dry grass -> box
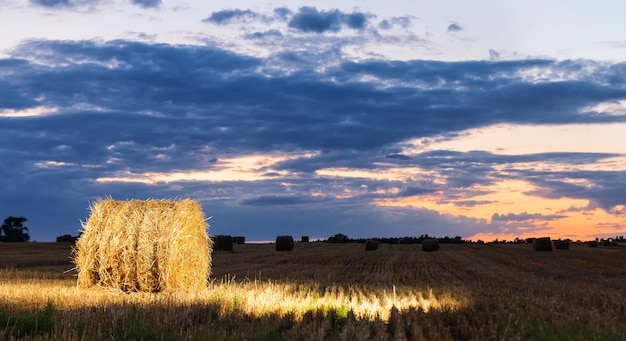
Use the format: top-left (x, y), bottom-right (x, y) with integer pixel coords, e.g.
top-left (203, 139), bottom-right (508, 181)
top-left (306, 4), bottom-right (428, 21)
top-left (73, 198), bottom-right (211, 292)
top-left (0, 242), bottom-right (625, 340)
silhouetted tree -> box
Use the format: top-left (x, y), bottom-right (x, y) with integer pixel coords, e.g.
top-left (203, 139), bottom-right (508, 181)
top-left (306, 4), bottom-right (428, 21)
top-left (1, 216), bottom-right (30, 242)
top-left (327, 233), bottom-right (349, 243)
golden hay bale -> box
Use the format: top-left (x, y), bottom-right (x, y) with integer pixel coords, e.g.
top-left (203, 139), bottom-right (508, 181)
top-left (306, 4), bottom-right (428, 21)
top-left (553, 240), bottom-right (569, 250)
top-left (213, 235), bottom-right (234, 251)
top-left (364, 240), bottom-right (379, 251)
top-left (422, 239), bottom-right (439, 252)
top-left (73, 198), bottom-right (211, 293)
top-left (276, 235), bottom-right (294, 251)
top-left (533, 237), bottom-right (552, 251)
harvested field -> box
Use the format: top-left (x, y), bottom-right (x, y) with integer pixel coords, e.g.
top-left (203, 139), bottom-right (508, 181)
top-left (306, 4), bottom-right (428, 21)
top-left (0, 242), bottom-right (625, 340)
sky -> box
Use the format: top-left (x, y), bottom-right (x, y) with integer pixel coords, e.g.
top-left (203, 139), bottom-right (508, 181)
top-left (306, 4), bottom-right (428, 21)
top-left (1, 0), bottom-right (626, 242)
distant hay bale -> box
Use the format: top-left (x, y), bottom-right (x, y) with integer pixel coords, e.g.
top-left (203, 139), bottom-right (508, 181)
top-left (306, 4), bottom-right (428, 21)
top-left (233, 236), bottom-right (245, 245)
top-left (398, 238), bottom-right (408, 244)
top-left (213, 235), bottom-right (234, 251)
top-left (533, 237), bottom-right (552, 251)
top-left (301, 236), bottom-right (310, 243)
top-left (56, 234), bottom-right (77, 243)
top-left (422, 239), bottom-right (439, 252)
top-left (73, 198), bottom-right (211, 293)
top-left (588, 240), bottom-right (598, 248)
top-left (365, 240), bottom-right (379, 251)
top-left (553, 240), bottom-right (569, 250)
top-left (276, 235), bottom-right (294, 251)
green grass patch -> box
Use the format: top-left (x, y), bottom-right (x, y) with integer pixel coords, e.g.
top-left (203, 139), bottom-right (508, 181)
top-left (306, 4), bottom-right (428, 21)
top-left (0, 301), bottom-right (55, 337)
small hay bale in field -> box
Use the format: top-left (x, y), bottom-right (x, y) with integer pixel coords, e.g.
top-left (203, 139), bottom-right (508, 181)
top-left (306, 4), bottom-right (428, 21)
top-left (422, 239), bottom-right (439, 252)
top-left (365, 240), bottom-right (379, 251)
top-left (398, 238), bottom-right (408, 244)
top-left (56, 234), bottom-right (77, 243)
top-left (533, 237), bottom-right (552, 251)
top-left (73, 198), bottom-right (211, 293)
top-left (276, 235), bottom-right (294, 251)
top-left (301, 236), bottom-right (310, 243)
top-left (588, 240), bottom-right (598, 248)
top-left (213, 235), bottom-right (234, 251)
top-left (553, 240), bottom-right (569, 250)
top-left (233, 236), bottom-right (245, 244)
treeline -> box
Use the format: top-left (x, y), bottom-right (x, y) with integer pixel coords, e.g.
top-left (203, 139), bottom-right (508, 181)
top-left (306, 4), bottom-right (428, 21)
top-left (325, 234), bottom-right (466, 244)
top-left (324, 234), bottom-right (626, 246)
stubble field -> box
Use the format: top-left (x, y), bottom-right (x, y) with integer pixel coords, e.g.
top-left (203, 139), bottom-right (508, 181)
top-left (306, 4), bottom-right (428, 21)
top-left (0, 241), bottom-right (624, 340)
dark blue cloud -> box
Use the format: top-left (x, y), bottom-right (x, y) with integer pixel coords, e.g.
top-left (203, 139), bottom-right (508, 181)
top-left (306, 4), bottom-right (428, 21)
top-left (245, 30), bottom-right (283, 40)
top-left (448, 23), bottom-right (462, 32)
top-left (288, 7), bottom-right (368, 33)
top-left (240, 195), bottom-right (331, 206)
top-left (131, 0), bottom-right (160, 9)
top-left (29, 0), bottom-right (98, 8)
top-left (345, 12), bottom-right (367, 29)
top-left (30, 0), bottom-right (71, 7)
top-left (203, 9), bottom-right (259, 25)
top-left (385, 153), bottom-right (411, 160)
top-left (397, 187), bottom-right (436, 197)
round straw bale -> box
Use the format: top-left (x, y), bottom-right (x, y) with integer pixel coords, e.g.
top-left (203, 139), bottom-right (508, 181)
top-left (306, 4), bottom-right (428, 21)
top-left (533, 237), bottom-right (552, 251)
top-left (365, 240), bottom-right (379, 251)
top-left (73, 198), bottom-right (211, 293)
top-left (553, 240), bottom-right (569, 250)
top-left (588, 240), bottom-right (598, 247)
top-left (234, 236), bottom-right (245, 244)
top-left (421, 239), bottom-right (439, 252)
top-left (301, 236), bottom-right (310, 243)
top-left (276, 235), bottom-right (294, 251)
top-left (213, 235), bottom-right (234, 251)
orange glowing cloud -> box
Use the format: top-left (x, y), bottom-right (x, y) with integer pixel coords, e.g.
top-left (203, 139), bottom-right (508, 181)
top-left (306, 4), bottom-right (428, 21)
top-left (96, 153), bottom-right (316, 184)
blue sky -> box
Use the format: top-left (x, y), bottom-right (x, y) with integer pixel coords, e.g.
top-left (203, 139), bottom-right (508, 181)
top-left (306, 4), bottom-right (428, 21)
top-left (1, 0), bottom-right (626, 242)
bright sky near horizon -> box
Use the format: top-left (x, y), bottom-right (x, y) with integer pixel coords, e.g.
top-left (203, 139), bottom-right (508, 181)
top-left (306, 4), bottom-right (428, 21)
top-left (1, 0), bottom-right (625, 242)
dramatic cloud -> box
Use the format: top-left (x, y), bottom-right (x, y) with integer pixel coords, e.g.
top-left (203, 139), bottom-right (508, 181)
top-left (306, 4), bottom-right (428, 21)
top-left (1, 32), bottom-right (626, 241)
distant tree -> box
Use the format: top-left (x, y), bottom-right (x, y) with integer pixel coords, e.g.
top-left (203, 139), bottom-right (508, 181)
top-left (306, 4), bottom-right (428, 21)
top-left (327, 233), bottom-right (349, 243)
top-left (0, 216), bottom-right (30, 242)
